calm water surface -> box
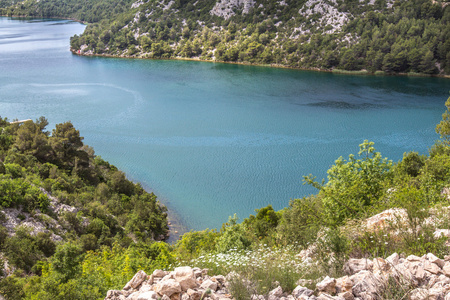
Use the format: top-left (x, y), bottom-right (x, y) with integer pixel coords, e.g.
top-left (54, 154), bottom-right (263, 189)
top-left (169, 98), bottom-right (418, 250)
top-left (1, 17), bottom-right (449, 233)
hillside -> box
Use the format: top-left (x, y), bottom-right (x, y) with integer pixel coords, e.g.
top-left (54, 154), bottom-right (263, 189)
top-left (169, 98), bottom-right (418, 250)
top-left (1, 0), bottom-right (449, 75)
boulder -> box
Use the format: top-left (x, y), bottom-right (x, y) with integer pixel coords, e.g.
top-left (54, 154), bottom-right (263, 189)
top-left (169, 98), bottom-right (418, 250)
top-left (428, 253), bottom-right (446, 268)
top-left (187, 289), bottom-right (202, 300)
top-left (174, 267), bottom-right (198, 291)
top-left (200, 279), bottom-right (218, 291)
top-left (434, 229), bottom-right (450, 239)
top-left (105, 290), bottom-right (124, 300)
top-left (365, 208), bottom-right (407, 231)
top-left (350, 271), bottom-right (383, 299)
top-left (137, 291), bottom-right (158, 300)
top-left (316, 276), bottom-right (336, 295)
top-left (409, 287), bottom-right (444, 300)
top-left (443, 262), bottom-right (450, 277)
top-left (268, 286), bottom-right (283, 300)
top-left (384, 253), bottom-right (399, 267)
top-left (155, 279), bottom-right (182, 297)
top-left (424, 260), bottom-right (442, 275)
top-left (343, 258), bottom-right (373, 275)
top-left (292, 286), bottom-right (314, 298)
top-left (337, 291), bottom-right (354, 300)
top-left (124, 270), bottom-right (148, 290)
top-left (153, 269), bottom-right (169, 278)
top-left (335, 276), bottom-right (352, 294)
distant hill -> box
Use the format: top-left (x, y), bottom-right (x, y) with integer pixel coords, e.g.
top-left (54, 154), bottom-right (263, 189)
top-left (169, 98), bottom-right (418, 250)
top-left (2, 0), bottom-right (449, 75)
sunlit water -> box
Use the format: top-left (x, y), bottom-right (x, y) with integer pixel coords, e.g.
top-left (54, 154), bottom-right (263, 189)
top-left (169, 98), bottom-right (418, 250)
top-left (1, 17), bottom-right (449, 234)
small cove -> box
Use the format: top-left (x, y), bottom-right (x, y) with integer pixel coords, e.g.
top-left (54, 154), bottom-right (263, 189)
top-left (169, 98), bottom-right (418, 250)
top-left (1, 17), bottom-right (449, 235)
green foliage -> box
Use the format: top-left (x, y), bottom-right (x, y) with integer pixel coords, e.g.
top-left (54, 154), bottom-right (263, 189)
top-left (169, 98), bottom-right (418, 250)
top-left (243, 205), bottom-right (280, 241)
top-left (0, 275), bottom-right (25, 300)
top-left (216, 215), bottom-right (251, 253)
top-left (175, 229), bottom-right (219, 261)
top-left (436, 97), bottom-right (450, 142)
top-left (305, 140), bottom-right (393, 225)
top-left (277, 195), bottom-right (322, 247)
top-left (51, 242), bottom-right (83, 282)
top-left (395, 151), bottom-right (426, 178)
top-left (0, 177), bottom-right (50, 211)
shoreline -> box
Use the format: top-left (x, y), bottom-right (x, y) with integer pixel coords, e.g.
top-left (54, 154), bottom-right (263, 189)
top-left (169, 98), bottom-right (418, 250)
top-left (72, 49), bottom-right (450, 79)
top-left (0, 14), bottom-right (88, 24)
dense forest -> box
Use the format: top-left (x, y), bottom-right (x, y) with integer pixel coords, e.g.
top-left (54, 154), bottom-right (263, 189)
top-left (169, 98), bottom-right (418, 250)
top-left (1, 0), bottom-right (449, 75)
top-left (2, 97), bottom-right (450, 299)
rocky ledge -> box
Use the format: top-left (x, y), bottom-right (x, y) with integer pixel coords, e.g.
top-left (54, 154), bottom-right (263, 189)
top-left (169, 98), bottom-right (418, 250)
top-left (106, 252), bottom-right (450, 300)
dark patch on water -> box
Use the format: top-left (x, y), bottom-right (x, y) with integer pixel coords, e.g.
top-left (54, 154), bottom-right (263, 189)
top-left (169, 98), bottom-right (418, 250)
top-left (0, 33), bottom-right (27, 39)
top-left (306, 101), bottom-right (386, 110)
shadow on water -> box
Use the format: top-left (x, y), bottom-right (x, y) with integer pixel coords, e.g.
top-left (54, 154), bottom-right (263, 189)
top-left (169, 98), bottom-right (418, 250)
top-left (305, 101), bottom-right (388, 110)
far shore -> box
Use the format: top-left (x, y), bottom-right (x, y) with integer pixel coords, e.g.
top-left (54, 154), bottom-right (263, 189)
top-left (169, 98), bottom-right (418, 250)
top-left (71, 49), bottom-right (450, 79)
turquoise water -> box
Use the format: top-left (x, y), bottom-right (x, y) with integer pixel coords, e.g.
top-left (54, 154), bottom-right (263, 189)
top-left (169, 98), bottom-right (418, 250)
top-left (1, 17), bottom-right (449, 232)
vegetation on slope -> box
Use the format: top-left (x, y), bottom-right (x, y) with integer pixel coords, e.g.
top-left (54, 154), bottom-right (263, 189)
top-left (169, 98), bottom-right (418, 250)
top-left (2, 97), bottom-right (450, 299)
top-left (0, 117), bottom-right (168, 298)
top-left (1, 0), bottom-right (449, 75)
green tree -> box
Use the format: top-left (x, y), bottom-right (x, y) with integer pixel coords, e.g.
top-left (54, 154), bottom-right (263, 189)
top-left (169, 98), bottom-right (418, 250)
top-left (436, 97), bottom-right (450, 143)
top-left (304, 140), bottom-right (392, 225)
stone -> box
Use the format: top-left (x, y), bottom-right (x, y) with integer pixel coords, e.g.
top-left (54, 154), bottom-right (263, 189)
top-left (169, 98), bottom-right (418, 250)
top-left (316, 276), bottom-right (336, 295)
top-left (153, 269), bottom-right (169, 278)
top-left (443, 262), bottom-right (450, 277)
top-left (317, 294), bottom-right (345, 300)
top-left (124, 270), bottom-right (147, 290)
top-left (268, 286), bottom-right (283, 300)
top-left (409, 287), bottom-right (444, 300)
top-left (170, 293), bottom-right (180, 300)
top-left (335, 276), bottom-right (352, 293)
top-left (424, 260), bottom-right (442, 275)
top-left (187, 288), bottom-right (202, 300)
top-left (106, 290), bottom-right (123, 299)
top-left (201, 279), bottom-right (218, 291)
top-left (385, 253), bottom-right (399, 266)
top-left (428, 253), bottom-right (446, 268)
top-left (350, 271), bottom-right (382, 299)
top-left (372, 257), bottom-right (389, 275)
top-left (343, 258), bottom-right (373, 275)
top-left (292, 286), bottom-right (314, 298)
top-left (155, 279), bottom-right (182, 297)
top-left (365, 208), bottom-right (407, 231)
top-left (174, 267), bottom-right (198, 291)
top-left (181, 293), bottom-right (190, 300)
top-left (137, 291), bottom-right (158, 300)
top-left (212, 275), bottom-right (226, 284)
top-left (406, 255), bottom-right (422, 262)
top-left (408, 261), bottom-right (427, 285)
top-left (337, 291), bottom-right (354, 300)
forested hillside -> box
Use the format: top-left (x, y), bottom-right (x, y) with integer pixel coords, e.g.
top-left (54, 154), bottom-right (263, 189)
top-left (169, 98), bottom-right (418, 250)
top-left (0, 118), bottom-right (169, 298)
top-left (1, 0), bottom-right (449, 75)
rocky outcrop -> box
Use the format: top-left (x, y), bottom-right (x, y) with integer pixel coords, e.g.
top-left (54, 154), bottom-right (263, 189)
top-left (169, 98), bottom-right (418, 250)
top-left (210, 0), bottom-right (255, 20)
top-left (298, 0), bottom-right (349, 34)
top-left (0, 189), bottom-right (89, 243)
top-left (108, 252), bottom-right (450, 300)
top-left (1, 208), bottom-right (64, 242)
top-left (105, 266), bottom-right (231, 300)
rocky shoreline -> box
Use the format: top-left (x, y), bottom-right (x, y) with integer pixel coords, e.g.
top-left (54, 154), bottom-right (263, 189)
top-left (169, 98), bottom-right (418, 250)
top-left (70, 48), bottom-right (450, 80)
top-left (105, 252), bottom-right (450, 300)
